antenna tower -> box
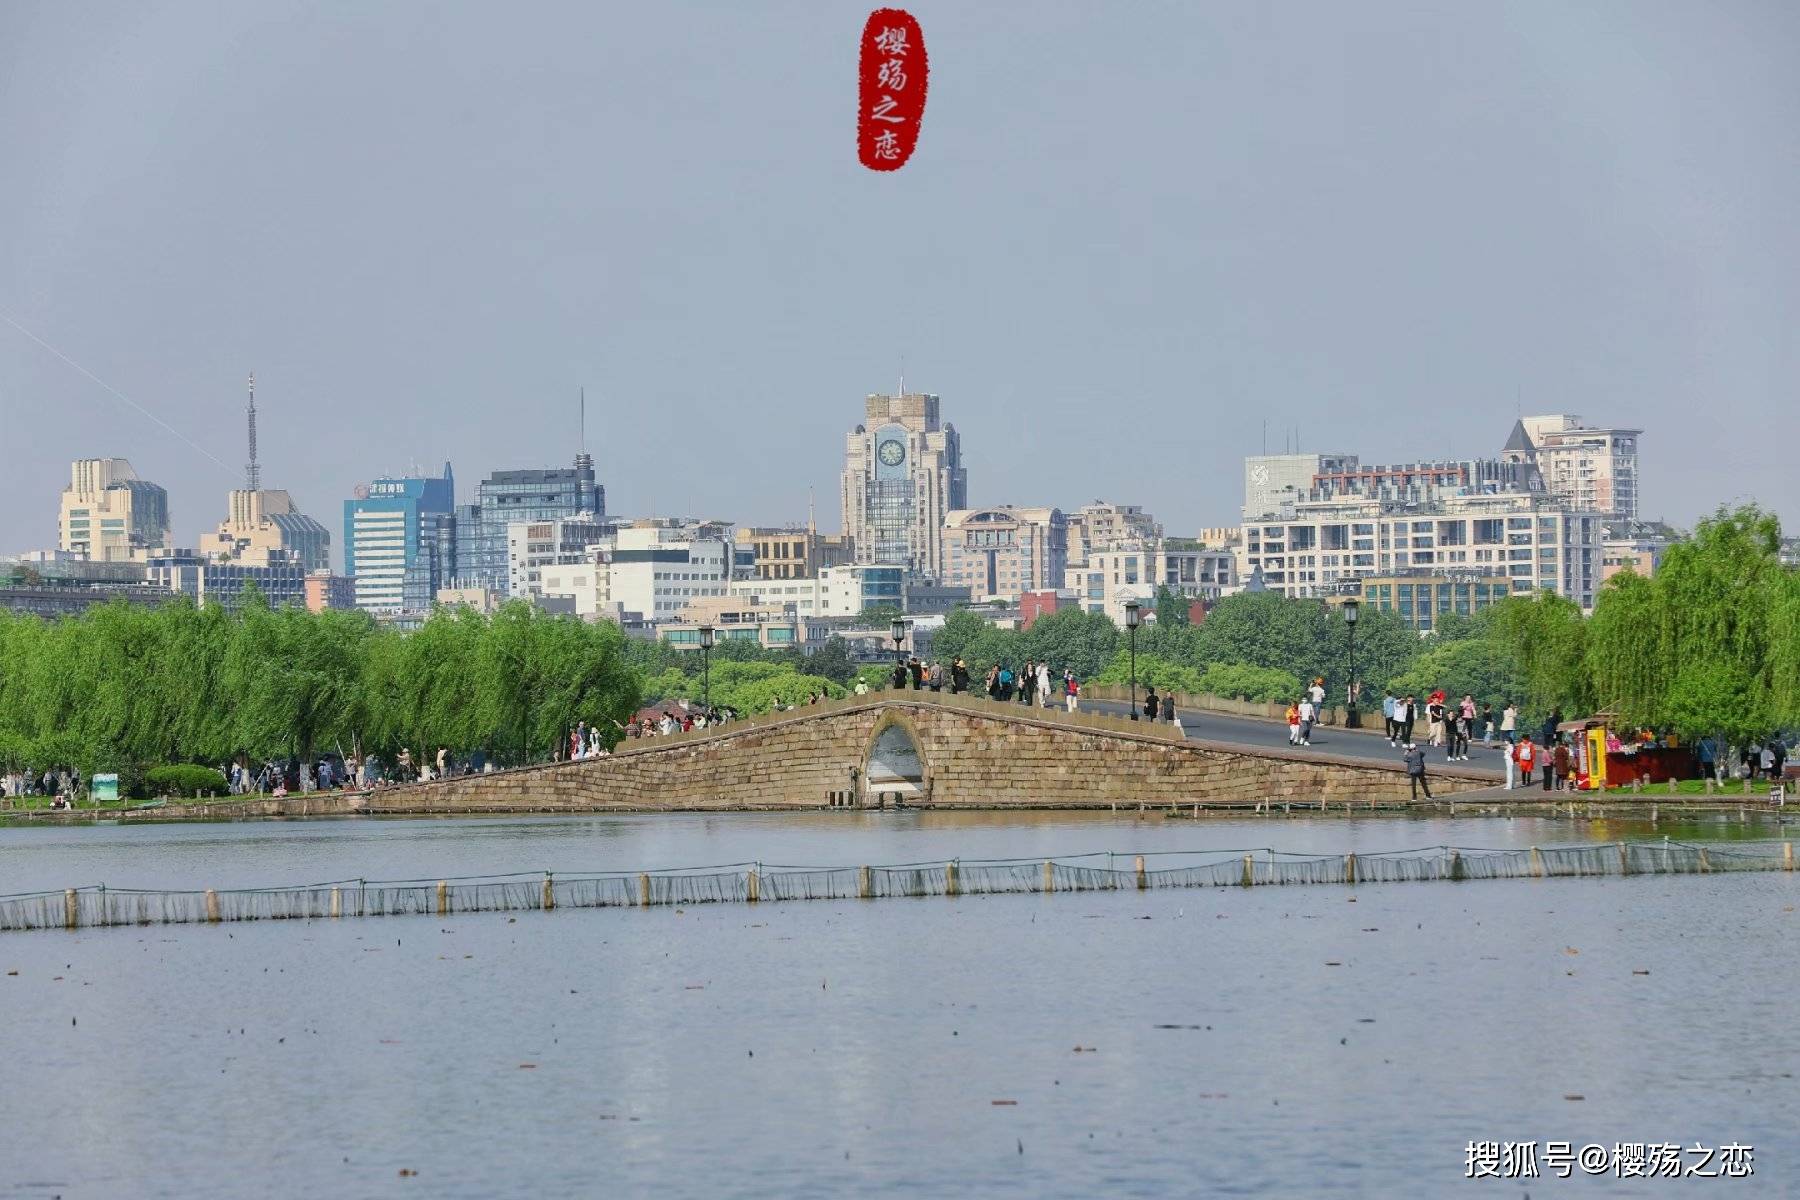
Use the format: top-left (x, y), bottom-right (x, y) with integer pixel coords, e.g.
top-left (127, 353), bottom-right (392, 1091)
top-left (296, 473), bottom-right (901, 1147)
top-left (245, 372), bottom-right (260, 490)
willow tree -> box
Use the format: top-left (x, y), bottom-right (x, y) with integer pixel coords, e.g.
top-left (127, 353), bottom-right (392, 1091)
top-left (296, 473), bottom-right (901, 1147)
top-left (1487, 591), bottom-right (1590, 721)
top-left (1583, 569), bottom-right (1666, 728)
top-left (1607, 504), bottom-right (1792, 742)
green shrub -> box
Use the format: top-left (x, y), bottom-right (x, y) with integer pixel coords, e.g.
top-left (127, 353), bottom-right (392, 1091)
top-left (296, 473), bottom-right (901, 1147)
top-left (145, 764), bottom-right (229, 798)
top-left (1198, 663), bottom-right (1305, 704)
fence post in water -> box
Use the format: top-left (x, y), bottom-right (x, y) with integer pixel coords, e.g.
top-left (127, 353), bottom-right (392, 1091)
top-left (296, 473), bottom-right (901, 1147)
top-left (747, 867), bottom-right (760, 903)
top-left (1699, 847), bottom-right (1710, 873)
top-left (1241, 854), bottom-right (1254, 887)
top-left (205, 889), bottom-right (220, 923)
top-left (858, 866), bottom-right (872, 899)
top-left (1530, 847), bottom-right (1544, 878)
top-left (64, 888), bottom-right (78, 930)
top-left (946, 861), bottom-right (960, 897)
top-left (330, 886), bottom-right (342, 918)
top-left (1134, 855), bottom-right (1147, 890)
top-left (1345, 853), bottom-right (1357, 885)
top-left (1618, 842), bottom-right (1629, 876)
top-left (436, 881), bottom-right (448, 916)
top-left (1449, 849), bottom-right (1463, 881)
top-left (638, 873), bottom-right (651, 907)
top-left (542, 873), bottom-right (554, 911)
top-left (1785, 843), bottom-right (1794, 872)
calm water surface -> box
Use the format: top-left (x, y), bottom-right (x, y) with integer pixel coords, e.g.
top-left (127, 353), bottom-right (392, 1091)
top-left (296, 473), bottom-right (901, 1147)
top-left (1, 812), bottom-right (1795, 1198)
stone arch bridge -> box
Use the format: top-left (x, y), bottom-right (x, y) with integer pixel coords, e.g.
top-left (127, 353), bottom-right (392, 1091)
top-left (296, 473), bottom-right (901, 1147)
top-left (367, 693), bottom-right (1494, 815)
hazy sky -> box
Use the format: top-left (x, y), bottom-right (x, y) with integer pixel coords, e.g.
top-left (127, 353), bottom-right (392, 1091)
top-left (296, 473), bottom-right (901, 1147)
top-left (4, 2), bottom-right (1797, 566)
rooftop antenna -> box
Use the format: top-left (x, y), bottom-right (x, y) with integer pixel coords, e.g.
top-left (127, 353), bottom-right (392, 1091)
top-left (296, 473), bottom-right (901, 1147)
top-left (808, 487), bottom-right (816, 534)
top-left (579, 386), bottom-right (587, 454)
top-left (245, 371), bottom-right (260, 490)
top-left (898, 352), bottom-right (905, 398)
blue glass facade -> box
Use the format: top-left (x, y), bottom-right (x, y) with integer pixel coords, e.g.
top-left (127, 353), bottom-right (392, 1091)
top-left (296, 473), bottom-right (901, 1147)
top-left (454, 456), bottom-right (602, 595)
top-left (343, 465), bottom-right (456, 617)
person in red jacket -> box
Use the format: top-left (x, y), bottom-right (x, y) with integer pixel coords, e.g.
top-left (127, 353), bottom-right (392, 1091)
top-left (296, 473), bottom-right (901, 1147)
top-left (1515, 734), bottom-right (1537, 786)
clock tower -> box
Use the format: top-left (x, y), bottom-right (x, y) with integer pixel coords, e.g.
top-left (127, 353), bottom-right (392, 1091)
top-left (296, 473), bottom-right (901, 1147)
top-left (842, 388), bottom-right (967, 581)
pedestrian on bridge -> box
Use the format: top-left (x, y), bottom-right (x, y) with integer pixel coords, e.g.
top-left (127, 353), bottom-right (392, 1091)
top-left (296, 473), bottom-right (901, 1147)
top-left (1403, 743), bottom-right (1433, 799)
top-left (1144, 687), bottom-right (1159, 721)
top-left (1515, 735), bottom-right (1537, 787)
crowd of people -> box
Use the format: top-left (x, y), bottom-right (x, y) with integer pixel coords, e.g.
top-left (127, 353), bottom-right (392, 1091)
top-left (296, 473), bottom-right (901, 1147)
top-left (605, 703), bottom-right (744, 746)
top-left (1, 766), bottom-right (80, 806)
top-left (871, 654), bottom-right (1108, 717)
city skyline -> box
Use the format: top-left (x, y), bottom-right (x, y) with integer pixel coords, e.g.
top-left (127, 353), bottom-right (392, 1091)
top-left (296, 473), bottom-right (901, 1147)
top-left (5, 4), bottom-right (1798, 555)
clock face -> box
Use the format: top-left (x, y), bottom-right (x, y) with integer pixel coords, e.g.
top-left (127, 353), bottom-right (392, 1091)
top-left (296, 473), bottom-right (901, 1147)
top-left (1250, 465), bottom-right (1270, 485)
top-left (878, 438), bottom-right (906, 467)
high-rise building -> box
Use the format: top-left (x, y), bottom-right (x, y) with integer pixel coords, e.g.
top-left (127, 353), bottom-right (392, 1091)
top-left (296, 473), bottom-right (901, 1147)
top-left (940, 506), bottom-right (1067, 602)
top-left (343, 465), bottom-right (457, 618)
top-left (454, 455), bottom-right (602, 595)
top-left (841, 390), bottom-right (966, 580)
top-left (1239, 491), bottom-right (1603, 608)
top-left (1506, 415), bottom-right (1642, 522)
top-left (58, 458), bottom-right (171, 560)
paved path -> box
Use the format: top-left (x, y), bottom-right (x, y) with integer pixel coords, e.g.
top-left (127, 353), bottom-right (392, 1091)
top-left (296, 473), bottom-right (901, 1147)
top-left (1082, 698), bottom-right (1506, 779)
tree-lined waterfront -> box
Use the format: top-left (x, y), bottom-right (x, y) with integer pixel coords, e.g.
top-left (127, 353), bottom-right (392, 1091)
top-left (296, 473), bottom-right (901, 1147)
top-left (1, 506), bottom-right (1794, 795)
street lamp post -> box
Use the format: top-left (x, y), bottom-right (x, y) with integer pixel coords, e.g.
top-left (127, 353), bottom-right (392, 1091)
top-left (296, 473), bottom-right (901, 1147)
top-left (698, 624), bottom-right (714, 717)
top-left (1124, 600), bottom-right (1142, 720)
top-left (1342, 598), bottom-right (1361, 729)
top-left (890, 617), bottom-right (910, 689)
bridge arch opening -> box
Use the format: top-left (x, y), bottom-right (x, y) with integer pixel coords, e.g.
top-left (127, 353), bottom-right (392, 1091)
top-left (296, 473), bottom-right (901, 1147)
top-left (864, 717), bottom-right (927, 804)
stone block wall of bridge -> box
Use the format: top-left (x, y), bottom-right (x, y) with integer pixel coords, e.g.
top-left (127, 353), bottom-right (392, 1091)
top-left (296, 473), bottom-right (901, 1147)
top-left (368, 693), bottom-right (1492, 815)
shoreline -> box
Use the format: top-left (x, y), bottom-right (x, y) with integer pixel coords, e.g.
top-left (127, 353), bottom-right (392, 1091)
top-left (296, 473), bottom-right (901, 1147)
top-left (3, 791), bottom-right (1789, 826)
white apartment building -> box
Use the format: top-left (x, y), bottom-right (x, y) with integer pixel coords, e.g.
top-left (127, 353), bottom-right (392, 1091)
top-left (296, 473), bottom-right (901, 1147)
top-left (603, 526), bottom-right (729, 620)
top-left (726, 563), bottom-right (907, 618)
top-left (537, 551), bottom-right (616, 621)
top-left (535, 525), bottom-right (729, 622)
top-left (1064, 542), bottom-right (1235, 623)
top-left (1239, 492), bottom-right (1603, 608)
top-left (506, 515), bottom-right (616, 599)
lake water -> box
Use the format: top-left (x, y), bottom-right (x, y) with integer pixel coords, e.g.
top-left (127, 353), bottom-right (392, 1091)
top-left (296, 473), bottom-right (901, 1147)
top-left (2, 811), bottom-right (1796, 1197)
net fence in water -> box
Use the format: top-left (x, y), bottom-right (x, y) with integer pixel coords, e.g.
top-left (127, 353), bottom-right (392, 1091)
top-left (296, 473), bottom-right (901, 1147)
top-left (2, 839), bottom-right (1794, 934)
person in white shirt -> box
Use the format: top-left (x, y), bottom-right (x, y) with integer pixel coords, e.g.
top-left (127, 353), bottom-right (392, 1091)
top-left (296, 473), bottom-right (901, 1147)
top-left (1297, 698), bottom-right (1316, 746)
